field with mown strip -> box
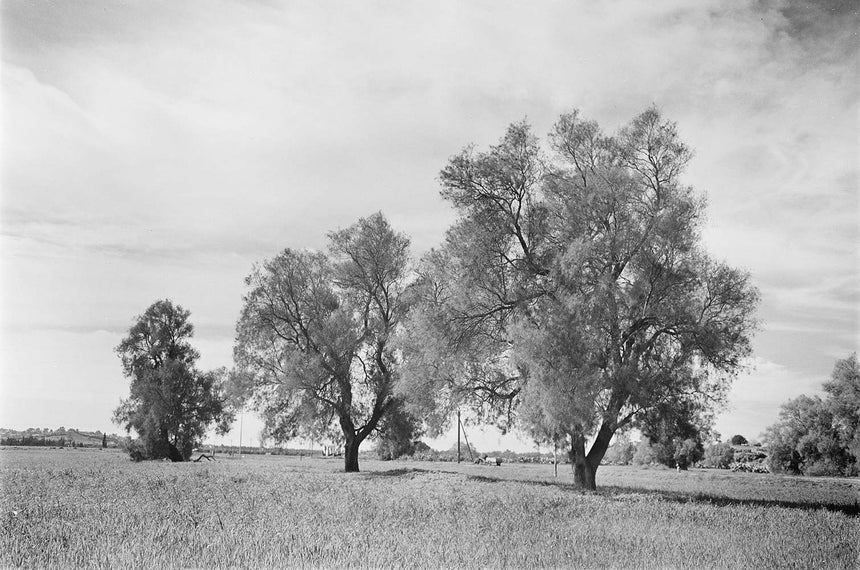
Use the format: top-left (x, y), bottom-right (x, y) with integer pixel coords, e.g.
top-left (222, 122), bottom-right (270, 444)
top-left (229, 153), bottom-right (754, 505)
top-left (1, 448), bottom-right (858, 569)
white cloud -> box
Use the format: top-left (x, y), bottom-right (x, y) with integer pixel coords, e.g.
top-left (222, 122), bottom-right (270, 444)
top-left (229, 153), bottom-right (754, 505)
top-left (1, 0), bottom-right (856, 441)
top-left (714, 356), bottom-right (827, 440)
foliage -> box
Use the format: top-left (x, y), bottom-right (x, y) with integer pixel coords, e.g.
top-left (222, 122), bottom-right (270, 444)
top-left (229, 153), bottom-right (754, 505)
top-left (638, 398), bottom-right (709, 470)
top-left (730, 462), bottom-right (769, 474)
top-left (113, 300), bottom-right (233, 462)
top-left (632, 440), bottom-right (658, 467)
top-left (702, 442), bottom-right (735, 469)
top-left (765, 354), bottom-right (859, 477)
top-left (375, 400), bottom-right (423, 460)
top-left (0, 436), bottom-right (66, 447)
top-left (234, 213), bottom-right (411, 472)
top-left (823, 353), bottom-right (860, 466)
top-left (400, 108), bottom-right (759, 489)
top-left (730, 434), bottom-right (748, 445)
top-left (602, 433), bottom-right (637, 465)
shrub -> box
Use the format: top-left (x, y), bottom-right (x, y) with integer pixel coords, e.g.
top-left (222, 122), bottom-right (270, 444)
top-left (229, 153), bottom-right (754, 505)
top-left (702, 442), bottom-right (734, 469)
top-left (730, 462), bottom-right (769, 474)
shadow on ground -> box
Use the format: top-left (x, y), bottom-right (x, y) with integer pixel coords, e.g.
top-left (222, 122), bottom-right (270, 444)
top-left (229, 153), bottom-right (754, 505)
top-left (365, 466), bottom-right (860, 517)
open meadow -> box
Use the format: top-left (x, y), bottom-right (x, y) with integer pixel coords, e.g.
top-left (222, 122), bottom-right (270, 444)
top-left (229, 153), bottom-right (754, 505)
top-left (1, 448), bottom-right (858, 569)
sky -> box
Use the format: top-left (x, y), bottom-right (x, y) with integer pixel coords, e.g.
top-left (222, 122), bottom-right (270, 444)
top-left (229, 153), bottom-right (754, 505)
top-left (1, 0), bottom-right (857, 452)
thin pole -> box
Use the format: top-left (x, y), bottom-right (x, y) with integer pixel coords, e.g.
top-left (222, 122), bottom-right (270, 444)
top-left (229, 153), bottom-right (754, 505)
top-left (457, 410), bottom-right (461, 463)
top-left (238, 411), bottom-right (243, 459)
top-left (460, 415), bottom-right (474, 462)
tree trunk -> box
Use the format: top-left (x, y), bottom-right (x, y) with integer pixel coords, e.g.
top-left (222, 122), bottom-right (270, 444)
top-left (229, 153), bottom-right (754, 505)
top-left (167, 442), bottom-right (184, 462)
top-left (344, 434), bottom-right (362, 472)
top-left (569, 433), bottom-right (597, 490)
top-left (572, 460), bottom-right (597, 490)
top-left (568, 421), bottom-right (617, 490)
top-left (585, 422), bottom-right (614, 472)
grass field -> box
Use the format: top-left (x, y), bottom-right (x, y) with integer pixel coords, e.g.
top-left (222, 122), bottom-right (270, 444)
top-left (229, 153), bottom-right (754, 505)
top-left (1, 448), bottom-right (858, 569)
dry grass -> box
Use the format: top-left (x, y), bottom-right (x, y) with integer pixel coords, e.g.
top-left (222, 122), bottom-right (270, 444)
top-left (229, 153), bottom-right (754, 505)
top-left (1, 448), bottom-right (858, 569)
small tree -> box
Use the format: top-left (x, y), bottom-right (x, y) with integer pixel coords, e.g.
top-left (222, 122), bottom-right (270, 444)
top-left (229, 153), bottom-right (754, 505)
top-left (730, 434), bottom-right (748, 446)
top-left (113, 300), bottom-right (233, 461)
top-left (234, 213), bottom-right (411, 472)
top-left (102, 433), bottom-right (107, 449)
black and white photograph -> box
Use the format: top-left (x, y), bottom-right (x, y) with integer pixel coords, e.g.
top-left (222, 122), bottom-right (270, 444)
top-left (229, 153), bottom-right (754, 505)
top-left (1, 1), bottom-right (858, 568)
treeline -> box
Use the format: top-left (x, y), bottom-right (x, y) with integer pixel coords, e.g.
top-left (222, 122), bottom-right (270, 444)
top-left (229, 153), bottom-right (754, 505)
top-left (203, 445), bottom-right (321, 457)
top-left (1, 435), bottom-right (69, 447)
top-left (602, 436), bottom-right (768, 472)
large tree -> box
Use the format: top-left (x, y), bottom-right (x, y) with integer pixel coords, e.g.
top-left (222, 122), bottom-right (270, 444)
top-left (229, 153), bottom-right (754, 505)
top-left (399, 108), bottom-right (759, 489)
top-left (766, 354), bottom-right (859, 476)
top-left (113, 300), bottom-right (232, 461)
top-left (234, 213), bottom-right (410, 472)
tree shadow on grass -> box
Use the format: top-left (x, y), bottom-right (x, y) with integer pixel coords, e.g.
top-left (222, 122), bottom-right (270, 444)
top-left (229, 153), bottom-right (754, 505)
top-left (600, 484), bottom-right (860, 517)
top-left (363, 466), bottom-right (860, 517)
top-left (464, 472), bottom-right (860, 517)
top-left (361, 467), bottom-right (428, 478)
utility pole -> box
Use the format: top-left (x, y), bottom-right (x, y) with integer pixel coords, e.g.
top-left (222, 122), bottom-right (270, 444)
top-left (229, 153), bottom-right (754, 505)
top-left (238, 410), bottom-right (243, 460)
top-left (457, 410), bottom-right (461, 463)
top-left (460, 415), bottom-right (475, 462)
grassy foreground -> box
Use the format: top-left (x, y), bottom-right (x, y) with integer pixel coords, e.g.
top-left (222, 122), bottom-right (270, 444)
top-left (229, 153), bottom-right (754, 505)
top-left (1, 449), bottom-right (858, 569)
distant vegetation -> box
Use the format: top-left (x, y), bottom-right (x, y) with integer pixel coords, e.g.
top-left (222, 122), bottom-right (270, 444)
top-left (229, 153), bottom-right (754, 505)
top-left (0, 427), bottom-right (124, 449)
top-left (764, 353), bottom-right (859, 477)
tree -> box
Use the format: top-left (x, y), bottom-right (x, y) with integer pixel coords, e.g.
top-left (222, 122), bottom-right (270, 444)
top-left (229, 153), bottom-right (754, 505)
top-left (765, 354), bottom-right (859, 476)
top-left (102, 433), bottom-right (107, 449)
top-left (400, 108), bottom-right (759, 489)
top-left (730, 434), bottom-right (748, 446)
top-left (638, 398), bottom-right (708, 470)
top-left (823, 353), bottom-right (860, 466)
top-left (234, 213), bottom-right (410, 472)
top-left (113, 300), bottom-right (233, 461)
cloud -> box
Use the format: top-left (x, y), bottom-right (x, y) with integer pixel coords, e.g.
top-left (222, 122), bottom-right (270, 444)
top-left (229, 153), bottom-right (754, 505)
top-left (1, 0), bottom-right (856, 441)
top-left (714, 357), bottom-right (825, 440)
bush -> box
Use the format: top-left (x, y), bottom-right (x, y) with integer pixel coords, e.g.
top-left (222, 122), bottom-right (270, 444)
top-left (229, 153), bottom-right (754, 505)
top-left (122, 439), bottom-right (147, 462)
top-left (734, 448), bottom-right (767, 464)
top-left (730, 462), bottom-right (769, 474)
top-left (701, 442), bottom-right (734, 469)
top-left (730, 434), bottom-right (748, 445)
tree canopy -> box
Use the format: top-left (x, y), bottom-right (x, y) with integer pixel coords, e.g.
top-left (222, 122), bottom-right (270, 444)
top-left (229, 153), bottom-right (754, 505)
top-left (233, 213), bottom-right (411, 472)
top-left (113, 300), bottom-right (232, 461)
top-left (398, 108), bottom-right (759, 489)
top-left (766, 354), bottom-right (859, 476)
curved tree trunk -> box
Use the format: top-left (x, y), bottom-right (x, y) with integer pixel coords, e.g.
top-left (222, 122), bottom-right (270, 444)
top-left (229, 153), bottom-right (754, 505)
top-left (569, 423), bottom-right (615, 490)
top-left (167, 442), bottom-right (184, 462)
top-left (569, 433), bottom-right (597, 490)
